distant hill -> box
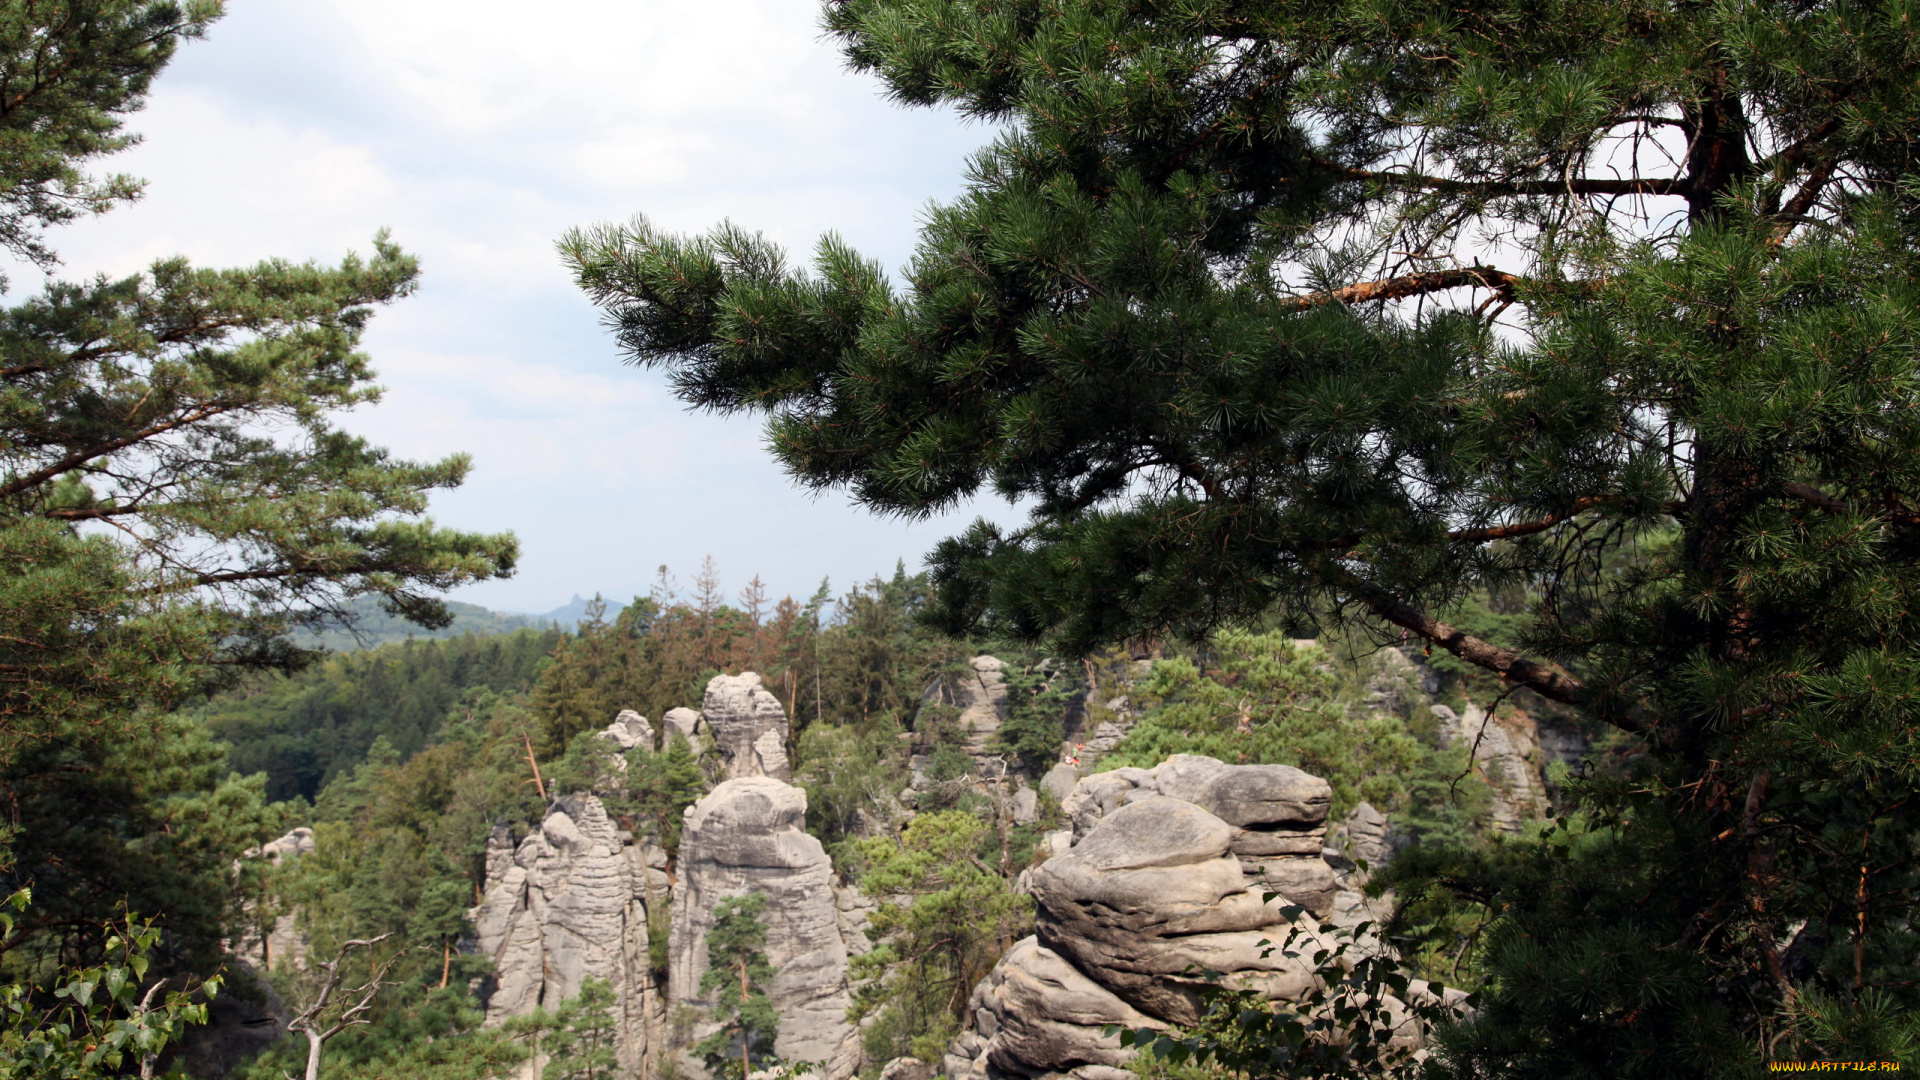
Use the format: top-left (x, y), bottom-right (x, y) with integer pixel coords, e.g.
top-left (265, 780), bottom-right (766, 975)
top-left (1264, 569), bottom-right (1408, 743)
top-left (291, 593), bottom-right (631, 651)
top-left (527, 594), bottom-right (627, 627)
top-left (291, 595), bottom-right (554, 651)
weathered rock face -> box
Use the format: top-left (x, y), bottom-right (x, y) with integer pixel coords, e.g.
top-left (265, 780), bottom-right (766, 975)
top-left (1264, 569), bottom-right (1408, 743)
top-left (703, 673), bottom-right (792, 781)
top-left (958, 937), bottom-right (1158, 1080)
top-left (951, 759), bottom-right (1406, 1080)
top-left (664, 707), bottom-right (705, 745)
top-left (470, 794), bottom-right (666, 1078)
top-left (1060, 755), bottom-right (1338, 916)
top-left (955, 656), bottom-right (1010, 758)
top-left (671, 777), bottom-right (862, 1078)
top-left (601, 710), bottom-right (655, 752)
top-left (231, 827), bottom-right (315, 973)
top-left (1432, 703), bottom-right (1587, 834)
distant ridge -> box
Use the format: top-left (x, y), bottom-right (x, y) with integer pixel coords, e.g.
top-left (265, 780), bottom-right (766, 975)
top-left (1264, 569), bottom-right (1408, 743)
top-left (528, 594), bottom-right (627, 626)
top-left (292, 593), bottom-right (628, 651)
top-left (292, 595), bottom-right (551, 651)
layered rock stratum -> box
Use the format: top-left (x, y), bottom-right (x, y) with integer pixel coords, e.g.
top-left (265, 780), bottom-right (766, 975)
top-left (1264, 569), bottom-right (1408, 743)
top-left (470, 794), bottom-right (667, 1078)
top-left (669, 776), bottom-right (864, 1079)
top-left (946, 755), bottom-right (1445, 1080)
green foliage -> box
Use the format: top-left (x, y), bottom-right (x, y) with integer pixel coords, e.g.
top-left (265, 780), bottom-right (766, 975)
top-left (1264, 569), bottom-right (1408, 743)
top-left (0, 712), bottom-right (292, 977)
top-left (0, 0), bottom-right (514, 999)
top-left (1103, 632), bottom-right (1482, 838)
top-left (0, 0), bottom-right (220, 272)
top-left (538, 977), bottom-right (620, 1080)
top-left (291, 594), bottom-right (552, 652)
top-left (0, 891), bottom-right (218, 1080)
top-left (850, 811), bottom-right (1031, 1065)
top-left (795, 722), bottom-right (905, 860)
top-left (695, 894), bottom-right (779, 1079)
top-left (192, 630), bottom-right (560, 802)
top-left (561, 0), bottom-right (1920, 1064)
top-left (994, 661), bottom-right (1078, 773)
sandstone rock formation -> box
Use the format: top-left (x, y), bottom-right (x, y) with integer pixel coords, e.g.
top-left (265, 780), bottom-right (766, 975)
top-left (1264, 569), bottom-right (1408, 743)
top-left (601, 710), bottom-right (655, 752)
top-left (664, 706), bottom-right (705, 745)
top-left (670, 777), bottom-right (862, 1078)
top-left (234, 827), bottom-right (315, 972)
top-left (1432, 702), bottom-right (1588, 834)
top-left (470, 794), bottom-right (666, 1078)
top-left (950, 759), bottom-right (1440, 1080)
top-left (1060, 755), bottom-right (1338, 916)
top-left (702, 673), bottom-right (791, 780)
top-left (955, 656), bottom-right (1010, 758)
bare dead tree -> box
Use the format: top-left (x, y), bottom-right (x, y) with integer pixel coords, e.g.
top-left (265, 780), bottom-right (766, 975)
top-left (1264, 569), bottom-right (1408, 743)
top-left (284, 934), bottom-right (401, 1080)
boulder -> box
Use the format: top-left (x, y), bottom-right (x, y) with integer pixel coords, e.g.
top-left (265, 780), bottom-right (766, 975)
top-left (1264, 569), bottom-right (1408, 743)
top-left (1041, 764), bottom-right (1079, 802)
top-left (1029, 797), bottom-right (1327, 1023)
top-left (600, 710), bottom-right (655, 752)
top-left (1012, 787), bottom-right (1040, 826)
top-left (946, 759), bottom-right (1397, 1080)
top-left (970, 938), bottom-right (1161, 1078)
top-left (671, 777), bottom-right (861, 1077)
top-left (702, 673), bottom-right (792, 781)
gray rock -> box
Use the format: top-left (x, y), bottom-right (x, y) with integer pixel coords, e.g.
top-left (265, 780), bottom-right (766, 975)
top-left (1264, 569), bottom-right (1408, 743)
top-left (1029, 796), bottom-right (1329, 1023)
top-left (971, 937), bottom-right (1160, 1077)
top-left (703, 673), bottom-right (792, 781)
top-left (1434, 703), bottom-right (1545, 834)
top-left (1193, 764), bottom-right (1330, 829)
top-left (671, 777), bottom-right (861, 1077)
top-left (1066, 796), bottom-right (1233, 871)
top-left (957, 656), bottom-right (1010, 758)
top-left (600, 710), bottom-right (655, 752)
top-left (1041, 763), bottom-right (1079, 802)
top-left (1343, 801), bottom-right (1390, 870)
top-left (880, 1058), bottom-right (934, 1080)
top-left (470, 794), bottom-right (661, 1078)
top-left (664, 706), bottom-right (705, 745)
top-left (1012, 787), bottom-right (1040, 825)
top-left (235, 828), bottom-right (316, 972)
top-left (944, 758), bottom-right (1431, 1077)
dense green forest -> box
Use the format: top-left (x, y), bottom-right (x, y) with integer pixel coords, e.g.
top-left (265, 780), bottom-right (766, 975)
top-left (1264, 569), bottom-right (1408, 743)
top-left (192, 563), bottom-right (1511, 1080)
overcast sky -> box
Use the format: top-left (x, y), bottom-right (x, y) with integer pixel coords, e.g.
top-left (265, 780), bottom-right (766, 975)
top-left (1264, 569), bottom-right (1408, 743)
top-left (33, 0), bottom-right (1010, 613)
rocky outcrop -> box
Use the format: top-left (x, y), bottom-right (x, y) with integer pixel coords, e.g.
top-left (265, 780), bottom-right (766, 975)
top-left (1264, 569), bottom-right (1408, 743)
top-left (1060, 755), bottom-right (1338, 916)
top-left (470, 795), bottom-right (666, 1078)
top-left (601, 710), bottom-right (655, 752)
top-left (702, 673), bottom-right (791, 781)
top-left (664, 707), bottom-right (705, 745)
top-left (1433, 702), bottom-right (1588, 834)
top-left (955, 657), bottom-right (1010, 759)
top-left (950, 759), bottom-right (1437, 1080)
top-left (670, 777), bottom-right (862, 1078)
top-left (233, 827), bottom-right (315, 972)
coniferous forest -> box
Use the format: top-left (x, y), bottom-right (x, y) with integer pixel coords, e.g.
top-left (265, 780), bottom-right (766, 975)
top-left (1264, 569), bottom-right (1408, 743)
top-left (6, 0), bottom-right (1920, 1078)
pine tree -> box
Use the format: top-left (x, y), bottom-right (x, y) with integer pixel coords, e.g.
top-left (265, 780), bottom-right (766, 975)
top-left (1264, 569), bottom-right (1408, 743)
top-left (0, 0), bottom-right (514, 989)
top-left (566, 0), bottom-right (1920, 1069)
top-left (540, 977), bottom-right (620, 1080)
top-left (695, 893), bottom-right (779, 1080)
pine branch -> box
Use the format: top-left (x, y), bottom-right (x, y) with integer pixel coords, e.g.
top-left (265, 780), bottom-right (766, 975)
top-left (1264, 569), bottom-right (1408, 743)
top-left (1313, 158), bottom-right (1684, 200)
top-left (1274, 266), bottom-right (1520, 313)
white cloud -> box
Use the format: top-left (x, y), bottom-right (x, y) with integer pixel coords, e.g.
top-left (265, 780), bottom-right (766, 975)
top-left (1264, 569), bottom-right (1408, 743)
top-left (23, 0), bottom-right (1010, 610)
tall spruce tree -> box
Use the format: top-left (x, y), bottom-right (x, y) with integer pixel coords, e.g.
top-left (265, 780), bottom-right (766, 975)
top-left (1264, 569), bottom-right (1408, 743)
top-left (566, 0), bottom-right (1920, 1070)
top-left (0, 0), bottom-right (515, 976)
